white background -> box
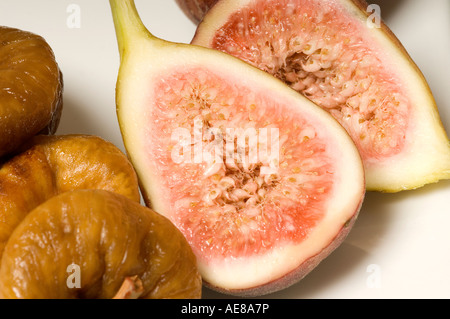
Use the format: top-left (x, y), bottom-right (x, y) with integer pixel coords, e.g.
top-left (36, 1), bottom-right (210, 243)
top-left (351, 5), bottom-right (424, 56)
top-left (0, 0), bottom-right (449, 299)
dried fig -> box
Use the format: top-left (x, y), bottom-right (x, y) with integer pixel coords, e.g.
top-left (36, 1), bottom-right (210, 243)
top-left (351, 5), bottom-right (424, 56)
top-left (0, 189), bottom-right (202, 299)
top-left (0, 134), bottom-right (140, 260)
top-left (0, 26), bottom-right (63, 158)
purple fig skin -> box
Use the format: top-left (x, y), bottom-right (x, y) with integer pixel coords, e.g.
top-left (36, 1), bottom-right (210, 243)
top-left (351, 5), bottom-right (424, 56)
top-left (175, 0), bottom-right (218, 24)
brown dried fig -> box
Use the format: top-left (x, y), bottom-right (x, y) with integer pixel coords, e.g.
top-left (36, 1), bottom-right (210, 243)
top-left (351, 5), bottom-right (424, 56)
top-left (0, 134), bottom-right (140, 260)
top-left (0, 26), bottom-right (63, 158)
top-left (0, 189), bottom-right (202, 299)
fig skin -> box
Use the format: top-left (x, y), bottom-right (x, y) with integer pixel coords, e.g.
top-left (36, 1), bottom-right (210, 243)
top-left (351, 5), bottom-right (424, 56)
top-left (0, 26), bottom-right (63, 158)
top-left (0, 134), bottom-right (141, 261)
top-left (0, 189), bottom-right (202, 299)
top-left (175, 0), bottom-right (218, 24)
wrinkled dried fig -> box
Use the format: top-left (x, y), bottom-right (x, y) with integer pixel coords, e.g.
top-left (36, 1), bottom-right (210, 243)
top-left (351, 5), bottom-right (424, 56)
top-left (0, 189), bottom-right (202, 299)
top-left (0, 26), bottom-right (63, 158)
top-left (0, 134), bottom-right (140, 260)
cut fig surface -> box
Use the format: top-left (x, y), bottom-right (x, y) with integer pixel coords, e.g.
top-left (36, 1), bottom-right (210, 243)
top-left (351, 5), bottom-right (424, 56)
top-left (0, 189), bottom-right (202, 299)
top-left (0, 26), bottom-right (63, 158)
top-left (191, 0), bottom-right (450, 192)
top-left (110, 0), bottom-right (365, 296)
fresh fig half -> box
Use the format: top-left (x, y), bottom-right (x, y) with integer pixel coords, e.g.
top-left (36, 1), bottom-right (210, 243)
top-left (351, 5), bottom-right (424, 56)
top-left (110, 0), bottom-right (365, 296)
top-left (191, 0), bottom-right (450, 192)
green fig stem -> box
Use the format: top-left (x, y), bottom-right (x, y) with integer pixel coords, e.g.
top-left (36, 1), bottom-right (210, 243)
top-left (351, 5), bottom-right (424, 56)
top-left (109, 0), bottom-right (157, 60)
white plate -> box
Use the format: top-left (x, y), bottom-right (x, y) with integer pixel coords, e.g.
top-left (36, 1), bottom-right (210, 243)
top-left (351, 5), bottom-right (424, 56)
top-left (1, 0), bottom-right (448, 299)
